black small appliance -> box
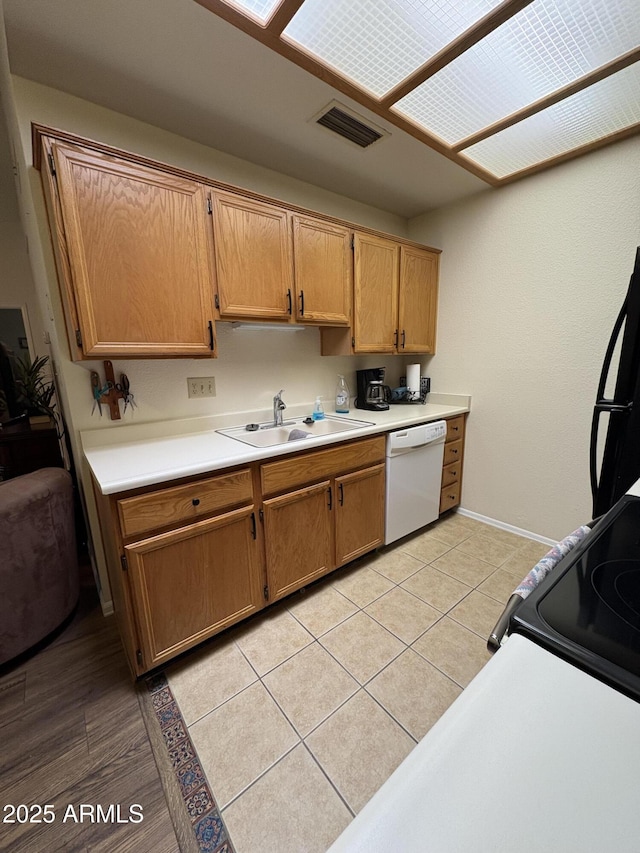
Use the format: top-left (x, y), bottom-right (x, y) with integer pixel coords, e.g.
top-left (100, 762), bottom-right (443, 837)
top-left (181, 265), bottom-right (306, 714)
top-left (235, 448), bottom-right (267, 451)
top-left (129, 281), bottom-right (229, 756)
top-left (355, 367), bottom-right (391, 411)
top-left (591, 247), bottom-right (640, 517)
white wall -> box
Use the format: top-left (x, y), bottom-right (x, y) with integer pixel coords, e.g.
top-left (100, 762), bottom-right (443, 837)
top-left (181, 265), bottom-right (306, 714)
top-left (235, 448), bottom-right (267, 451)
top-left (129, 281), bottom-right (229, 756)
top-left (0, 99), bottom-right (46, 361)
top-left (409, 136), bottom-right (640, 540)
top-left (6, 76), bottom-right (413, 607)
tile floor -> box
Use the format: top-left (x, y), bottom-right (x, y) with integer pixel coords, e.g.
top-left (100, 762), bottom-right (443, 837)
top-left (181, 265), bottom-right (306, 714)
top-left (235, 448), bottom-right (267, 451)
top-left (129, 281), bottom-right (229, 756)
top-left (165, 512), bottom-right (549, 853)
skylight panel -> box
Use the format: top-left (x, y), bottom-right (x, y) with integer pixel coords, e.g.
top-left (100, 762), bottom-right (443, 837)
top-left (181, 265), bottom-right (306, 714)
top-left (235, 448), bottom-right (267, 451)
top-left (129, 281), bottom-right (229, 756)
top-left (392, 0), bottom-right (640, 145)
top-left (222, 0), bottom-right (282, 24)
top-left (203, 0), bottom-right (640, 183)
top-left (461, 61), bottom-right (640, 178)
top-left (283, 0), bottom-right (504, 98)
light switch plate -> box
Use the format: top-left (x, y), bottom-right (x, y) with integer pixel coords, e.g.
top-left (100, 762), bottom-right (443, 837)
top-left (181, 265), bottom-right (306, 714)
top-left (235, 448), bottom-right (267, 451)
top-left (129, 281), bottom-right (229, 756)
top-left (187, 377), bottom-right (216, 398)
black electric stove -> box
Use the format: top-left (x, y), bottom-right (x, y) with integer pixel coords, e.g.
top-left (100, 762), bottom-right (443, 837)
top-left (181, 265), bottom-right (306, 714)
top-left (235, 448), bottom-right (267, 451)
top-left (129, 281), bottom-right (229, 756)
top-left (510, 493), bottom-right (640, 702)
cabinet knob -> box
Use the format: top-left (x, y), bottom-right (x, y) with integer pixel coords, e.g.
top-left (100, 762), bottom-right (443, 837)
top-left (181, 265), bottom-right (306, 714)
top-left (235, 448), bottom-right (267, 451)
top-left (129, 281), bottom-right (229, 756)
top-left (192, 498), bottom-right (200, 506)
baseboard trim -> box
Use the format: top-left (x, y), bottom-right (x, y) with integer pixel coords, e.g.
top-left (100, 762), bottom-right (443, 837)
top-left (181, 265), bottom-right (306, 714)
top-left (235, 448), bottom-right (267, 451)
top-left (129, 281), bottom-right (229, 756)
top-left (456, 506), bottom-right (556, 547)
top-left (99, 596), bottom-right (114, 616)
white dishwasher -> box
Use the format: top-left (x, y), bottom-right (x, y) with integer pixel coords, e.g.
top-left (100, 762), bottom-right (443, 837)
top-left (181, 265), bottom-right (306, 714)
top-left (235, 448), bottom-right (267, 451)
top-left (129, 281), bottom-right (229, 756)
top-left (385, 420), bottom-right (446, 545)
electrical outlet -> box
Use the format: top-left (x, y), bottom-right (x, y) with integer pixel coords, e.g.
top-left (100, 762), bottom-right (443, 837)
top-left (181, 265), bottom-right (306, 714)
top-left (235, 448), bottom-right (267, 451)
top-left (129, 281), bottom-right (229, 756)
top-left (187, 377), bottom-right (216, 398)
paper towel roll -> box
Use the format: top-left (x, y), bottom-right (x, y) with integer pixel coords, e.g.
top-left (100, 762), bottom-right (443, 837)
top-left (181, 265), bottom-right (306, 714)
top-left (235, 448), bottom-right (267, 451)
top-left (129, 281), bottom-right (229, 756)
top-left (406, 364), bottom-right (421, 399)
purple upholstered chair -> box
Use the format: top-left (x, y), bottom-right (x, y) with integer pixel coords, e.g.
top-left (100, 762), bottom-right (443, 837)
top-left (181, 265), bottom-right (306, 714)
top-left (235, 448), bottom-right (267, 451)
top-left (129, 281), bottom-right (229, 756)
top-left (0, 467), bottom-right (79, 665)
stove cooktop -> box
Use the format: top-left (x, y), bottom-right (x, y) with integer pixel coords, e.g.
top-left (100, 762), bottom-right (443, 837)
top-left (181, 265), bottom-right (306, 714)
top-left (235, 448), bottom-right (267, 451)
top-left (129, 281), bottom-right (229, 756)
top-left (510, 494), bottom-right (640, 702)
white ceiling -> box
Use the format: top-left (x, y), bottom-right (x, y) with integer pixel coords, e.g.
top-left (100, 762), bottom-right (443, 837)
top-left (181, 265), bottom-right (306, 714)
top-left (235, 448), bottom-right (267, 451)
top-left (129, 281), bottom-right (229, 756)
top-left (1, 0), bottom-right (489, 218)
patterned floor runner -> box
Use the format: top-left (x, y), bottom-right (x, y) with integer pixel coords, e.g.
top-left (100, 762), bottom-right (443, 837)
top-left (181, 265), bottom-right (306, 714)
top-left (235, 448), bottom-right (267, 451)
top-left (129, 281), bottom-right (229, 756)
top-left (145, 673), bottom-right (235, 853)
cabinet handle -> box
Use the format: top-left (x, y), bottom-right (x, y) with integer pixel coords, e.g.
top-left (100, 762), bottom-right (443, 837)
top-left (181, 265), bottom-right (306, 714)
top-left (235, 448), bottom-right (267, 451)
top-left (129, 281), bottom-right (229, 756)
top-left (250, 512), bottom-right (257, 540)
top-left (394, 329), bottom-right (398, 348)
top-left (401, 330), bottom-right (406, 349)
top-left (451, 448), bottom-right (458, 455)
top-left (208, 320), bottom-right (215, 351)
top-left (192, 498), bottom-right (200, 507)
top-left (327, 486), bottom-right (333, 510)
top-left (299, 290), bottom-right (305, 315)
top-left (286, 289), bottom-right (292, 315)
top-left (338, 483), bottom-right (344, 506)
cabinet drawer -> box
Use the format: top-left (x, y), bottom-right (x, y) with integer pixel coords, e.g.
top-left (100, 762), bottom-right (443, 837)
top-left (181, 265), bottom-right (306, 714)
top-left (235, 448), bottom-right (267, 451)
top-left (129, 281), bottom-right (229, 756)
top-left (261, 436), bottom-right (385, 497)
top-left (440, 482), bottom-right (460, 513)
top-left (441, 460), bottom-right (461, 488)
top-left (445, 416), bottom-right (465, 443)
top-left (442, 439), bottom-right (463, 466)
top-left (117, 468), bottom-right (253, 538)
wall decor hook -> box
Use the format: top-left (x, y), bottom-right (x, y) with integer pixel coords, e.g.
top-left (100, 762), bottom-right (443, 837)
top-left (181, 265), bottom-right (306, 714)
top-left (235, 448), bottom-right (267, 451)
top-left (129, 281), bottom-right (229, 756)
top-left (89, 361), bottom-right (135, 420)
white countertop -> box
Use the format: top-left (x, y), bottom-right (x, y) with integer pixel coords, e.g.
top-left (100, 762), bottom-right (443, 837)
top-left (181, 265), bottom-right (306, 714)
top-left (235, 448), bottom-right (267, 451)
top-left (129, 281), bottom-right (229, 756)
top-left (328, 634), bottom-right (640, 853)
top-left (81, 393), bottom-right (470, 495)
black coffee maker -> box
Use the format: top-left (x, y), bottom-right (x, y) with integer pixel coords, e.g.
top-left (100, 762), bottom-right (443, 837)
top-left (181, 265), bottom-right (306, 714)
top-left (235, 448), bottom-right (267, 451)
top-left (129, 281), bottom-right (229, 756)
top-left (355, 367), bottom-right (391, 411)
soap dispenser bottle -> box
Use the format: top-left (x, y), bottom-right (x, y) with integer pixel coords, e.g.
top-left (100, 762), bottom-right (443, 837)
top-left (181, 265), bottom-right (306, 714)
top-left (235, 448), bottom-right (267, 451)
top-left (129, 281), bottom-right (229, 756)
top-left (312, 396), bottom-right (325, 421)
top-left (335, 375), bottom-right (350, 413)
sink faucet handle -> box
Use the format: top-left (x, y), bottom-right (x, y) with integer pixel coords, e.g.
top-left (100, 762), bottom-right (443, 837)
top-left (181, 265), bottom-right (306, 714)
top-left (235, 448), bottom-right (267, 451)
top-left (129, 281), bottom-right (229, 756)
top-left (273, 390), bottom-right (286, 426)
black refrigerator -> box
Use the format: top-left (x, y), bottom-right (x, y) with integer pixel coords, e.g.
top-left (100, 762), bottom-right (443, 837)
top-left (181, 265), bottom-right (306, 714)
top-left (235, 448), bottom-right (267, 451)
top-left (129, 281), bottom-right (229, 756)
top-left (591, 247), bottom-right (640, 518)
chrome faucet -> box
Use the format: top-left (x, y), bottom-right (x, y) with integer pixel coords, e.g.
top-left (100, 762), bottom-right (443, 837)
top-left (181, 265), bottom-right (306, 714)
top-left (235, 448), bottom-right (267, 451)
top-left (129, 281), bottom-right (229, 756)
top-left (273, 389), bottom-right (286, 426)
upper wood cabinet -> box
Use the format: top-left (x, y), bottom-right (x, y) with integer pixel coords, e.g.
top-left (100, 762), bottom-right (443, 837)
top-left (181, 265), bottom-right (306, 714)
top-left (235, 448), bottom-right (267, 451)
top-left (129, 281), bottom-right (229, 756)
top-left (44, 140), bottom-right (217, 359)
top-left (292, 215), bottom-right (351, 325)
top-left (323, 235), bottom-right (439, 355)
top-left (353, 232), bottom-right (400, 353)
top-left (212, 191), bottom-right (294, 320)
top-left (35, 128), bottom-right (439, 356)
top-left (398, 245), bottom-right (438, 353)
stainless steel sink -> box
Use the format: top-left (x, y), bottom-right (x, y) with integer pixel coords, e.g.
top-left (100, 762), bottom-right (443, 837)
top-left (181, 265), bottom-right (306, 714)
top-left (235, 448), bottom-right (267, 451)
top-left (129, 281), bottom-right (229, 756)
top-left (217, 415), bottom-right (374, 448)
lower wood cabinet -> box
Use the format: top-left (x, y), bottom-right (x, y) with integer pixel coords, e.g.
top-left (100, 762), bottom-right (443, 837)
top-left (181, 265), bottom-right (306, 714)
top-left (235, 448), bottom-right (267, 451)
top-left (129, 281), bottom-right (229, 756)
top-left (440, 415), bottom-right (466, 514)
top-left (263, 481), bottom-right (334, 601)
top-left (335, 464), bottom-right (385, 567)
top-left (96, 434), bottom-right (387, 677)
top-left (262, 441), bottom-right (385, 601)
top-left (125, 506), bottom-right (263, 668)
top-left (95, 421), bottom-right (466, 677)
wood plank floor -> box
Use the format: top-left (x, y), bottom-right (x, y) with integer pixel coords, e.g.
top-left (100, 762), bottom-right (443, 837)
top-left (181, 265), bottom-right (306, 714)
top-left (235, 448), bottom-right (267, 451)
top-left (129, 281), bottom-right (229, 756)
top-left (0, 567), bottom-right (180, 853)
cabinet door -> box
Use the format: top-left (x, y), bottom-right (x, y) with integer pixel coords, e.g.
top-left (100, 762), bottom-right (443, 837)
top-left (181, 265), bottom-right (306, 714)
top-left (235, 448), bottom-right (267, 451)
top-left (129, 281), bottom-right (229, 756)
top-left (52, 142), bottom-right (216, 358)
top-left (398, 245), bottom-right (438, 354)
top-left (335, 464), bottom-right (385, 568)
top-left (292, 215), bottom-right (351, 325)
top-left (353, 233), bottom-right (399, 353)
top-left (125, 506), bottom-right (263, 667)
top-left (263, 481), bottom-right (333, 601)
top-left (213, 191), bottom-right (294, 319)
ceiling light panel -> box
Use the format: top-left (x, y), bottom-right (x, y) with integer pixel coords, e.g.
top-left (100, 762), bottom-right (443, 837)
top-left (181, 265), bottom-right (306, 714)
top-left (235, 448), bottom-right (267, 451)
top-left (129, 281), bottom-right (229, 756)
top-left (392, 0), bottom-right (640, 146)
top-left (222, 0), bottom-right (282, 24)
top-left (283, 0), bottom-right (504, 98)
top-left (461, 61), bottom-right (640, 178)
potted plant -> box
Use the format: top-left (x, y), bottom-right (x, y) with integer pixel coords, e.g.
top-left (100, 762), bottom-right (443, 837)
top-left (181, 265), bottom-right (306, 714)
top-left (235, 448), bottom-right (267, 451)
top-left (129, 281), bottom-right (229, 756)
top-left (14, 354), bottom-right (60, 432)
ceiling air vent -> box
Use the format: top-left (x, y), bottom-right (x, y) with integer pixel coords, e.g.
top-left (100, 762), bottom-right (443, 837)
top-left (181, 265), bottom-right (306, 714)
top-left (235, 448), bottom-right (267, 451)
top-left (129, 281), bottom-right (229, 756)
top-left (314, 103), bottom-right (387, 148)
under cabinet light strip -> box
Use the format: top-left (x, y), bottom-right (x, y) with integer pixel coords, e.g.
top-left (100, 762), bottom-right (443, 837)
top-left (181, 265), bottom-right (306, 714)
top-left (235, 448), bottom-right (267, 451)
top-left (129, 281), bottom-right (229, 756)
top-left (230, 322), bottom-right (308, 331)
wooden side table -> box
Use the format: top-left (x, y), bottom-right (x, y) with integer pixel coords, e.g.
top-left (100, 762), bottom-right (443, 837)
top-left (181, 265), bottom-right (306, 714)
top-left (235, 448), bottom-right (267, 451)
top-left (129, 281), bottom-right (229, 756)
top-left (0, 422), bottom-right (63, 481)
